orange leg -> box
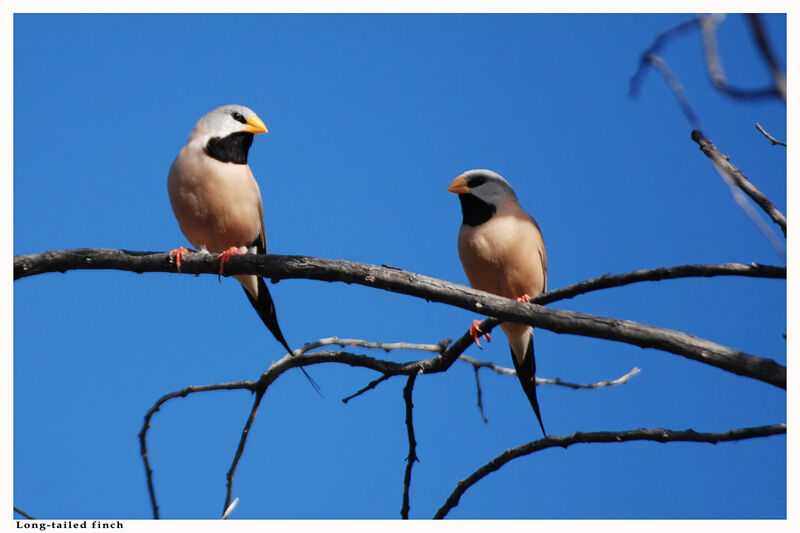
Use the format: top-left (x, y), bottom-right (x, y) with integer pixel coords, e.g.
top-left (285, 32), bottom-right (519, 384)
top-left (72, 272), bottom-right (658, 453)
top-left (469, 319), bottom-right (491, 349)
top-left (168, 247), bottom-right (195, 272)
top-left (517, 294), bottom-right (532, 303)
top-left (216, 246), bottom-right (247, 278)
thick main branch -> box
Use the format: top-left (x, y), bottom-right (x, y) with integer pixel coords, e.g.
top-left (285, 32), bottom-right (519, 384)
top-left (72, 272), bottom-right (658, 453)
top-left (14, 249), bottom-right (786, 389)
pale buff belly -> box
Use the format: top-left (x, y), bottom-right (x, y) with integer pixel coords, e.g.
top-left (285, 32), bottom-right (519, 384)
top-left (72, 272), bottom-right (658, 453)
top-left (168, 152), bottom-right (263, 253)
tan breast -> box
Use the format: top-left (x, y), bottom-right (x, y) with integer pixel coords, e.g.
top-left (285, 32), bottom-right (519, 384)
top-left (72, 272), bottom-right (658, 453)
top-left (457, 209), bottom-right (547, 300)
top-left (168, 143), bottom-right (264, 253)
top-left (458, 201), bottom-right (547, 362)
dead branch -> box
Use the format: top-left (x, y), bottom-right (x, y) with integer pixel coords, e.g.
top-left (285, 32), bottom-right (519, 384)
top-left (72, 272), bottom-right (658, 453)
top-left (433, 423), bottom-right (786, 519)
top-left (631, 33), bottom-right (787, 254)
top-left (755, 123), bottom-right (786, 147)
top-left (629, 16), bottom-right (700, 99)
top-left (139, 337), bottom-right (641, 518)
top-left (461, 356), bottom-right (640, 422)
top-left (630, 14), bottom-right (784, 105)
top-left (300, 336), bottom-right (449, 354)
top-left (401, 373), bottom-right (419, 519)
top-left (470, 365), bottom-right (490, 423)
top-left (13, 507), bottom-right (35, 520)
top-left (641, 53), bottom-right (702, 130)
top-left (460, 355), bottom-right (641, 389)
top-left (342, 374), bottom-right (392, 403)
top-left (700, 14), bottom-right (782, 101)
top-left (691, 130), bottom-right (787, 236)
top-left (746, 14), bottom-right (786, 100)
top-left (138, 381), bottom-right (255, 519)
top-left (223, 390), bottom-right (266, 516)
top-left (535, 262), bottom-right (784, 305)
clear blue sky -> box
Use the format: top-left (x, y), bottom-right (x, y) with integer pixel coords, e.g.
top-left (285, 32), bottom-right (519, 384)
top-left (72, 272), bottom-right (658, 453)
top-left (13, 13), bottom-right (786, 520)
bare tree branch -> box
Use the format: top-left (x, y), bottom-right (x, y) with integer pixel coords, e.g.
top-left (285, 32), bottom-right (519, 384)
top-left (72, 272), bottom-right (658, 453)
top-left (700, 14), bottom-right (782, 101)
top-left (460, 355), bottom-right (642, 389)
top-left (691, 130), bottom-right (787, 237)
top-left (629, 16), bottom-right (700, 99)
top-left (746, 13), bottom-right (786, 101)
top-left (140, 340), bottom-right (781, 517)
top-left (223, 390), bottom-right (265, 517)
top-left (470, 365), bottom-right (490, 423)
top-left (401, 373), bottom-right (419, 519)
top-left (138, 381), bottom-right (255, 519)
top-left (641, 53), bottom-right (702, 130)
top-left (630, 15), bottom-right (784, 106)
top-left (534, 262), bottom-right (784, 305)
top-left (629, 17), bottom-right (787, 254)
top-left (139, 338), bottom-right (642, 518)
top-left (299, 336), bottom-right (448, 354)
top-left (13, 507), bottom-right (35, 520)
top-left (755, 123), bottom-right (786, 147)
top-left (13, 250), bottom-right (786, 389)
top-left (433, 423), bottom-right (786, 519)
top-left (342, 374), bottom-right (392, 403)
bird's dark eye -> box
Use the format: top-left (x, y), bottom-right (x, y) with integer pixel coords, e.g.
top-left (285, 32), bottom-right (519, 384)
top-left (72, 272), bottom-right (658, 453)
top-left (468, 175), bottom-right (487, 188)
top-left (231, 112), bottom-right (247, 124)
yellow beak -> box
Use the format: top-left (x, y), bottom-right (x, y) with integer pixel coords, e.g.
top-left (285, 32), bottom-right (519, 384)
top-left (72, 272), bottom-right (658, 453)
top-left (243, 114), bottom-right (268, 134)
top-left (447, 175), bottom-right (470, 194)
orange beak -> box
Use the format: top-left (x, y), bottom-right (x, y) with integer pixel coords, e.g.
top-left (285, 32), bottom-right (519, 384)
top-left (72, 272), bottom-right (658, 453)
top-left (243, 114), bottom-right (268, 134)
top-left (447, 175), bottom-right (470, 194)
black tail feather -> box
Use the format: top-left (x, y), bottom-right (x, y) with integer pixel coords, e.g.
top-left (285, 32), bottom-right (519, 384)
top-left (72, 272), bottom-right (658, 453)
top-left (510, 335), bottom-right (546, 437)
top-left (243, 277), bottom-right (322, 395)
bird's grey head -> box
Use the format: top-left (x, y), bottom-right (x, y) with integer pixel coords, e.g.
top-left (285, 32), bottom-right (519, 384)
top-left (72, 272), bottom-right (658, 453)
top-left (447, 169), bottom-right (518, 226)
top-left (190, 104), bottom-right (268, 165)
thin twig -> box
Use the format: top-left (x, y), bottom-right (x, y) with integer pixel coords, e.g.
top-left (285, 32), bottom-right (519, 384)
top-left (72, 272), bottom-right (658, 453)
top-left (138, 381), bottom-right (256, 519)
top-left (434, 423), bottom-right (786, 519)
top-left (755, 123), bottom-right (786, 147)
top-left (13, 250), bottom-right (787, 389)
top-left (342, 374), bottom-right (392, 403)
top-left (643, 53), bottom-right (702, 130)
top-left (629, 16), bottom-right (700, 98)
top-left (537, 367), bottom-right (641, 389)
top-left (535, 262), bottom-right (784, 305)
top-left (459, 354), bottom-right (515, 376)
top-left (746, 14), bottom-right (786, 100)
top-left (401, 373), bottom-right (419, 519)
top-left (460, 355), bottom-right (642, 389)
top-left (300, 336), bottom-right (447, 354)
top-left (331, 338), bottom-right (447, 403)
top-left (701, 14), bottom-right (780, 101)
top-left (691, 130), bottom-right (787, 238)
top-left (13, 507), bottom-right (35, 520)
top-left (223, 390), bottom-right (266, 517)
top-left (471, 365), bottom-right (489, 423)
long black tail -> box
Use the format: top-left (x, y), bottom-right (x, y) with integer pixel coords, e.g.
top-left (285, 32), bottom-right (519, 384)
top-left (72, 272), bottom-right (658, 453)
top-left (243, 276), bottom-right (322, 394)
top-left (510, 333), bottom-right (546, 437)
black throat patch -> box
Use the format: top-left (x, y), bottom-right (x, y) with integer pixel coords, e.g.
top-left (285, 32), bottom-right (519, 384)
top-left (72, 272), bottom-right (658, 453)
top-left (204, 131), bottom-right (254, 164)
top-left (459, 194), bottom-right (496, 226)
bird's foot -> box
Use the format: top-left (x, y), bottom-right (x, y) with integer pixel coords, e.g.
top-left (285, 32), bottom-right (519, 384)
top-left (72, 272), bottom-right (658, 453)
top-left (216, 246), bottom-right (248, 279)
top-left (168, 246), bottom-right (195, 272)
top-left (517, 294), bottom-right (532, 303)
top-left (469, 319), bottom-right (491, 349)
